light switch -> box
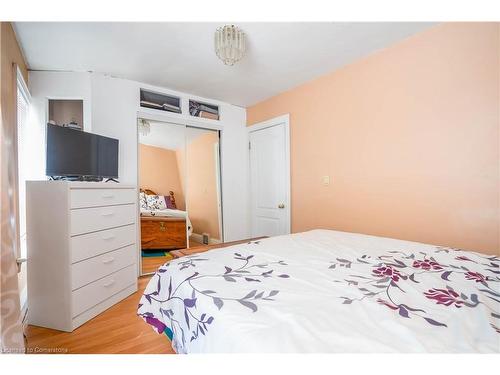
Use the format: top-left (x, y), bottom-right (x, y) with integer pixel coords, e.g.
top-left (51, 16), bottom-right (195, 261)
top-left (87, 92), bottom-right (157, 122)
top-left (322, 175), bottom-right (330, 186)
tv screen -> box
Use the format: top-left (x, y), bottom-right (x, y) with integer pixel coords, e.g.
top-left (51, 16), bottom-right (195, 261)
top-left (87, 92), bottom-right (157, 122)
top-left (46, 124), bottom-right (119, 179)
top-left (96, 136), bottom-right (119, 178)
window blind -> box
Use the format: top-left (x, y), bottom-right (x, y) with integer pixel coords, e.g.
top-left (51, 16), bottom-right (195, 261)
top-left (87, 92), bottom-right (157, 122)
top-left (16, 68), bottom-right (44, 258)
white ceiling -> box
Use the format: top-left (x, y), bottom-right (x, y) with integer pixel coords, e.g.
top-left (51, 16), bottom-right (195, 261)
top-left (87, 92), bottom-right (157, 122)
top-left (139, 121), bottom-right (214, 150)
top-left (14, 22), bottom-right (435, 107)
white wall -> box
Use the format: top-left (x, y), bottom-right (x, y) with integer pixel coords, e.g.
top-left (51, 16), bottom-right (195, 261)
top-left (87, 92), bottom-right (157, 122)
top-left (217, 106), bottom-right (249, 241)
top-left (29, 71), bottom-right (250, 241)
top-left (29, 71), bottom-right (92, 132)
top-left (90, 74), bottom-right (138, 183)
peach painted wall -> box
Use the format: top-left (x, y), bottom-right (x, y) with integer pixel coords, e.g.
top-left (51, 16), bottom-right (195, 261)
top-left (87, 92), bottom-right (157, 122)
top-left (247, 23), bottom-right (499, 255)
top-left (139, 144), bottom-right (185, 210)
top-left (182, 132), bottom-right (221, 240)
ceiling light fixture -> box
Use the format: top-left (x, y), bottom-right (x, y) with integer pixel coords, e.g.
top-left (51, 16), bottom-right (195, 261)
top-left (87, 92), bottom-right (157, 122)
top-left (214, 25), bottom-right (246, 66)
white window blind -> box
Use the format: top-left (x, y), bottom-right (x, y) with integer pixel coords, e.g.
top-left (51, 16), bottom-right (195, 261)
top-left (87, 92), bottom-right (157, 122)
top-left (16, 68), bottom-right (44, 259)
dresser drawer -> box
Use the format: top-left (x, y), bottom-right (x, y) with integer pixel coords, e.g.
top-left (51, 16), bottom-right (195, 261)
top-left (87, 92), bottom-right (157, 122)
top-left (71, 204), bottom-right (136, 236)
top-left (71, 245), bottom-right (136, 290)
top-left (72, 265), bottom-right (136, 317)
top-left (70, 188), bottom-right (136, 209)
top-left (71, 224), bottom-right (136, 263)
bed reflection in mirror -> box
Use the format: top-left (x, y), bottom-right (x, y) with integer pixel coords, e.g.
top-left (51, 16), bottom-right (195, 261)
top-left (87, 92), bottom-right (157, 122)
top-left (138, 118), bottom-right (222, 275)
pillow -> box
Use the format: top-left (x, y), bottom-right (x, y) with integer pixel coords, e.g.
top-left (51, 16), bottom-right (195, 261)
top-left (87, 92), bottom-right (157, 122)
top-left (146, 194), bottom-right (167, 210)
top-left (164, 195), bottom-right (177, 209)
top-left (139, 192), bottom-right (148, 210)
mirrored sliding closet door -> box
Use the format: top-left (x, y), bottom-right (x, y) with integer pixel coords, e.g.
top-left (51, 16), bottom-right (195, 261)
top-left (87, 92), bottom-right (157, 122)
top-left (137, 120), bottom-right (223, 275)
top-left (184, 126), bottom-right (223, 248)
top-left (138, 119), bottom-right (188, 275)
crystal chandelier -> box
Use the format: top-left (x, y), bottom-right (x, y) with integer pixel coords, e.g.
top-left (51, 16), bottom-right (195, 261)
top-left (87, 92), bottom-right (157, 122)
top-left (214, 25), bottom-right (246, 66)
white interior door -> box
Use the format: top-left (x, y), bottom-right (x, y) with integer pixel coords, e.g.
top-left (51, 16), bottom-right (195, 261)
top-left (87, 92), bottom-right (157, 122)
top-left (249, 119), bottom-right (290, 237)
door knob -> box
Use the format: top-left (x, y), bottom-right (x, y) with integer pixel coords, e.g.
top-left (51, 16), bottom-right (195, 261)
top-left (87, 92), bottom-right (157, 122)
top-left (278, 203), bottom-right (285, 209)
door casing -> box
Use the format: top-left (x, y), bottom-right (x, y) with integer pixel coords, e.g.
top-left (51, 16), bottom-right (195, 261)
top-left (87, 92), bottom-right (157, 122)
top-left (247, 114), bottom-right (291, 237)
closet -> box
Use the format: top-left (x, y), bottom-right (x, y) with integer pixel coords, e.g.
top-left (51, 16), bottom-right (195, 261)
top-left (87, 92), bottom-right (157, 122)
top-left (137, 119), bottom-right (222, 275)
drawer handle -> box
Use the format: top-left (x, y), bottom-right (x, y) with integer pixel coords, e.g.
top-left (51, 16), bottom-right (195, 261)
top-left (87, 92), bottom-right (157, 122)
top-left (102, 193), bottom-right (115, 199)
top-left (101, 211), bottom-right (115, 217)
top-left (102, 257), bottom-right (115, 264)
top-left (103, 280), bottom-right (115, 287)
top-left (101, 234), bottom-right (115, 241)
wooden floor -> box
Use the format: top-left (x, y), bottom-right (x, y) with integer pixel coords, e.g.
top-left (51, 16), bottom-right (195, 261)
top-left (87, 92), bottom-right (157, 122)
top-left (141, 240), bottom-right (203, 274)
top-left (25, 276), bottom-right (175, 354)
top-left (141, 255), bottom-right (173, 274)
top-left (189, 238), bottom-right (203, 247)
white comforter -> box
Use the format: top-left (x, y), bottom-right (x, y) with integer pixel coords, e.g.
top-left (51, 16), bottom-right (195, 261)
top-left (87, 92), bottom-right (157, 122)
top-left (138, 230), bottom-right (500, 353)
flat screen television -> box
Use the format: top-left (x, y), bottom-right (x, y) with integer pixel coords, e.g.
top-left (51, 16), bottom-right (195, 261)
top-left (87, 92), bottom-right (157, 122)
top-left (46, 124), bottom-right (119, 180)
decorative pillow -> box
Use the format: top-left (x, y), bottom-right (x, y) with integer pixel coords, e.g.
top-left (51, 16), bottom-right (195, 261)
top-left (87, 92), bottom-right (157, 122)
top-left (146, 194), bottom-right (167, 210)
top-left (139, 192), bottom-right (148, 210)
top-left (164, 195), bottom-right (177, 209)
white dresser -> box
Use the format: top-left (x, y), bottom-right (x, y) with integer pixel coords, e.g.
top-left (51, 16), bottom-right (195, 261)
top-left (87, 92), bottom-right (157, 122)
top-left (26, 181), bottom-right (138, 332)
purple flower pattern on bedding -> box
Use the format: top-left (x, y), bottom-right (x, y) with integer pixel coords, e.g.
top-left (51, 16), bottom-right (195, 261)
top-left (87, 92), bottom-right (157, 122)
top-left (138, 234), bottom-right (499, 353)
top-left (138, 241), bottom-right (290, 349)
top-left (328, 248), bottom-right (500, 331)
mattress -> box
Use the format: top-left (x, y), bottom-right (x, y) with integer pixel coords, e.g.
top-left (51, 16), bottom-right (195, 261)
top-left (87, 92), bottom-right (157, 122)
top-left (137, 229), bottom-right (500, 353)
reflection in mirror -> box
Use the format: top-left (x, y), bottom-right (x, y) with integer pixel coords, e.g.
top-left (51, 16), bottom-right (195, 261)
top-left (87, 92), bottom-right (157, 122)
top-left (185, 127), bottom-right (222, 248)
top-left (138, 119), bottom-right (188, 275)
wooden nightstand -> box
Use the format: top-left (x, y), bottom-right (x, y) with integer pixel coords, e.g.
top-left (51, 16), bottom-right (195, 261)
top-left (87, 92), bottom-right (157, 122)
top-left (171, 237), bottom-right (267, 259)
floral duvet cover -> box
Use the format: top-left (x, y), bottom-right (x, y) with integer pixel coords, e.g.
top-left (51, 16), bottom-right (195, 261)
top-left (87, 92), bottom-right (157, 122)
top-left (138, 230), bottom-right (500, 353)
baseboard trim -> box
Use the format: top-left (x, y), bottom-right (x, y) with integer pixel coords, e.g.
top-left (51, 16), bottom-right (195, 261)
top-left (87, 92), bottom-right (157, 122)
top-left (190, 233), bottom-right (221, 245)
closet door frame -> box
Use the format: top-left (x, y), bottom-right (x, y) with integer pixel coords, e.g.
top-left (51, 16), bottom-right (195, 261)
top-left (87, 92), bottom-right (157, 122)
top-left (136, 111), bottom-right (224, 275)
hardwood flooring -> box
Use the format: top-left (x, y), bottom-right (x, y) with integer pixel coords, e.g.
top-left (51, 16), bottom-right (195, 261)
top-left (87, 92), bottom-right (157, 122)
top-left (25, 276), bottom-right (175, 354)
top-left (140, 239), bottom-right (202, 274)
top-left (141, 254), bottom-right (173, 274)
top-left (188, 238), bottom-right (204, 248)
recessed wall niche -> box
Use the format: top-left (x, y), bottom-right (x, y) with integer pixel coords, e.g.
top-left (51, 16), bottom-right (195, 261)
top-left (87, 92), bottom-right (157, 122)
top-left (189, 100), bottom-right (219, 120)
top-left (48, 99), bottom-right (84, 130)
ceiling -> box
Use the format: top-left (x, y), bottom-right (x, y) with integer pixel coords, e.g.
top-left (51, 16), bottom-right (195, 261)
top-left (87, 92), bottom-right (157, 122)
top-left (14, 22), bottom-right (435, 107)
top-left (139, 121), bottom-right (214, 150)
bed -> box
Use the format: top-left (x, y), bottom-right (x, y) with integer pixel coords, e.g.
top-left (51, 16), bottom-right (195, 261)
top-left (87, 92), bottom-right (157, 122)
top-left (140, 189), bottom-right (192, 250)
top-left (137, 229), bottom-right (500, 353)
